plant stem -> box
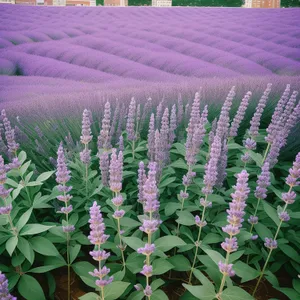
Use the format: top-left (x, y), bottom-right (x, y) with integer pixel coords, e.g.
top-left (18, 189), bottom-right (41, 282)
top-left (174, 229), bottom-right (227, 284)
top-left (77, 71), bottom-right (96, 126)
top-left (252, 188), bottom-right (291, 296)
top-left (217, 245), bottom-right (231, 299)
top-left (262, 142), bottom-right (271, 163)
top-left (114, 192), bottom-right (125, 267)
top-left (85, 163), bottom-right (88, 199)
top-left (188, 196), bottom-right (207, 284)
top-left (132, 141), bottom-right (135, 160)
top-left (64, 189), bottom-right (71, 300)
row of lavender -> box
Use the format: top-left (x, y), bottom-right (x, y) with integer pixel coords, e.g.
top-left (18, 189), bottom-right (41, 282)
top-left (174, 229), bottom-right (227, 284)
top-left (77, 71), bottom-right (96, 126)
top-left (0, 84), bottom-right (299, 300)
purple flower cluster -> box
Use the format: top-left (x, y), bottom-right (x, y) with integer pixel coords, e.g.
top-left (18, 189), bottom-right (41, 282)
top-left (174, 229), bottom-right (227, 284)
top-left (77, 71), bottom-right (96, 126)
top-left (88, 201), bottom-right (113, 290)
top-left (1, 109), bottom-right (19, 155)
top-left (254, 162), bottom-right (271, 200)
top-left (99, 151), bottom-right (109, 187)
top-left (137, 161), bottom-right (147, 205)
top-left (219, 170), bottom-right (249, 278)
top-left (286, 152), bottom-right (300, 187)
top-left (248, 83), bottom-right (272, 138)
top-left (169, 104), bottom-right (177, 147)
top-left (229, 91), bottom-right (252, 138)
top-left (55, 143), bottom-right (74, 233)
top-left (109, 148), bottom-right (123, 194)
top-left (0, 156), bottom-right (13, 210)
top-left (138, 162), bottom-right (160, 298)
top-left (0, 272), bottom-right (17, 300)
top-left (147, 113), bottom-right (155, 162)
top-left (98, 102), bottom-right (111, 151)
top-left (80, 109), bottom-right (92, 165)
top-left (126, 97), bottom-right (137, 142)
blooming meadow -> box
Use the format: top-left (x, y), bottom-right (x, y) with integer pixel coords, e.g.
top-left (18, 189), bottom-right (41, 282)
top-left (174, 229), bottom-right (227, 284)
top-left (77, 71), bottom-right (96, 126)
top-left (0, 82), bottom-right (299, 300)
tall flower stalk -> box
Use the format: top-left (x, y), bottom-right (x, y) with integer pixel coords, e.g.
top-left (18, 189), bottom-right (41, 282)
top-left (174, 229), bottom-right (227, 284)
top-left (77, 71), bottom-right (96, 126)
top-left (88, 201), bottom-right (113, 300)
top-left (55, 143), bottom-right (73, 300)
top-left (126, 97), bottom-right (137, 159)
top-left (217, 170), bottom-right (250, 299)
top-left (80, 109), bottom-right (92, 198)
top-left (253, 152), bottom-right (300, 296)
top-left (109, 148), bottom-right (126, 267)
top-left (138, 162), bottom-right (160, 299)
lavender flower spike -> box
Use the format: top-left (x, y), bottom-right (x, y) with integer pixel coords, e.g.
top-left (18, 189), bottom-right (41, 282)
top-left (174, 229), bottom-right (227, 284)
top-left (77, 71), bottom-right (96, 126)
top-left (229, 91), bottom-right (252, 138)
top-left (147, 113), bottom-right (155, 162)
top-left (286, 152), bottom-right (300, 187)
top-left (88, 201), bottom-right (113, 295)
top-left (126, 97), bottom-right (136, 142)
top-left (169, 104), bottom-right (177, 147)
top-left (0, 272), bottom-right (17, 300)
top-left (99, 151), bottom-right (109, 187)
top-left (80, 109), bottom-right (92, 145)
top-left (137, 161), bottom-right (147, 205)
top-left (1, 109), bottom-right (19, 154)
top-left (98, 101), bottom-right (111, 151)
top-left (109, 148), bottom-right (123, 194)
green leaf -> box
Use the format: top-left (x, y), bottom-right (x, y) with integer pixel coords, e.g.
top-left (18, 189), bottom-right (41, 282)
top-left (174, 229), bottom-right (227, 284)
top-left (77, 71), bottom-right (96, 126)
top-left (126, 252), bottom-right (144, 274)
top-left (122, 237), bottom-right (144, 251)
top-left (70, 244), bottom-right (81, 264)
top-left (6, 236), bottom-right (18, 256)
top-left (165, 202), bottom-right (181, 216)
top-left (152, 258), bottom-right (174, 275)
top-left (274, 287), bottom-right (300, 300)
top-left (16, 207), bottom-right (33, 230)
top-left (17, 237), bottom-right (35, 264)
top-left (5, 178), bottom-right (19, 188)
top-left (26, 181), bottom-right (42, 187)
top-left (30, 236), bottom-right (60, 256)
top-left (159, 177), bottom-right (176, 188)
top-left (18, 151), bottom-right (27, 164)
top-left (151, 278), bottom-right (165, 291)
top-left (36, 171), bottom-right (54, 182)
top-left (221, 287), bottom-right (254, 300)
top-left (151, 290), bottom-right (169, 300)
top-left (170, 159), bottom-right (188, 170)
top-left (172, 143), bottom-right (186, 156)
top-left (193, 269), bottom-right (215, 288)
top-left (247, 150), bottom-right (263, 167)
top-left (155, 236), bottom-right (186, 252)
top-left (72, 261), bottom-right (95, 278)
top-left (183, 283), bottom-right (216, 300)
top-left (207, 194), bottom-right (226, 205)
top-left (20, 224), bottom-right (53, 236)
top-left (29, 265), bottom-right (61, 273)
top-left (18, 274), bottom-right (46, 300)
top-left (120, 218), bottom-right (141, 229)
top-left (233, 261), bottom-right (260, 283)
top-left (293, 279), bottom-right (300, 294)
top-left (254, 222), bottom-right (273, 240)
top-left (176, 211), bottom-right (195, 226)
top-left (104, 281), bottom-right (131, 300)
top-left (262, 201), bottom-right (280, 226)
top-left (20, 161), bottom-right (31, 176)
top-left (202, 248), bottom-right (224, 266)
top-left (278, 244), bottom-right (300, 263)
top-left (79, 293), bottom-right (99, 300)
top-left (202, 233), bottom-right (223, 245)
top-left (168, 255), bottom-right (191, 271)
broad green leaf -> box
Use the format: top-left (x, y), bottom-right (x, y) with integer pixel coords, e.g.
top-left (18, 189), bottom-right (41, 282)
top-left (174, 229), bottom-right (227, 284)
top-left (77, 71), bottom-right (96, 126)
top-left (202, 248), bottom-right (224, 266)
top-left (233, 261), bottom-right (260, 283)
top-left (5, 178), bottom-right (19, 188)
top-left (72, 261), bottom-right (95, 278)
top-left (36, 171), bottom-right (55, 182)
top-left (278, 244), bottom-right (300, 263)
top-left (18, 274), bottom-right (46, 300)
top-left (207, 194), bottom-right (226, 205)
top-left (262, 201), bottom-right (280, 226)
top-left (16, 207), bottom-right (33, 230)
top-left (203, 233), bottom-right (223, 244)
top-left (120, 217), bottom-right (141, 228)
top-left (164, 202), bottom-right (181, 216)
top-left (122, 237), bottom-right (144, 251)
top-left (170, 159), bottom-right (188, 170)
top-left (17, 237), bottom-right (35, 264)
top-left (79, 293), bottom-right (99, 300)
top-left (104, 281), bottom-right (131, 300)
top-left (172, 143), bottom-right (186, 156)
top-left (126, 252), bottom-right (144, 274)
top-left (152, 258), bottom-right (174, 275)
top-left (168, 255), bottom-right (191, 271)
top-left (247, 150), bottom-right (263, 167)
top-left (221, 287), bottom-right (253, 300)
top-left (293, 279), bottom-right (300, 294)
top-left (176, 211), bottom-right (195, 226)
top-left (6, 236), bottom-right (18, 256)
top-left (151, 278), bottom-right (165, 291)
top-left (26, 181), bottom-right (42, 187)
top-left (159, 177), bottom-right (176, 188)
top-left (18, 151), bottom-right (27, 164)
top-left (254, 222), bottom-right (273, 240)
top-left (183, 283), bottom-right (216, 300)
top-left (30, 236), bottom-right (60, 256)
top-left (20, 224), bottom-right (53, 236)
top-left (155, 236), bottom-right (186, 252)
top-left (70, 244), bottom-right (81, 264)
top-left (274, 287), bottom-right (300, 300)
top-left (193, 269), bottom-right (215, 288)
top-left (29, 265), bottom-right (61, 273)
top-left (151, 290), bottom-right (168, 300)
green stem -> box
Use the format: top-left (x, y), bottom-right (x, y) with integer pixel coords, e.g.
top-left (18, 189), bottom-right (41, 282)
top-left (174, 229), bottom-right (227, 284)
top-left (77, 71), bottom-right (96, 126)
top-left (188, 196), bottom-right (208, 284)
top-left (114, 192), bottom-right (125, 267)
top-left (262, 143), bottom-right (271, 163)
top-left (132, 141), bottom-right (135, 160)
top-left (217, 243), bottom-right (231, 298)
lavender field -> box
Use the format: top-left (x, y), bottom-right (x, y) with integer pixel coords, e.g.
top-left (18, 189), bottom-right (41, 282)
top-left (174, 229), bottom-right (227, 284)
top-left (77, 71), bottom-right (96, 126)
top-left (0, 4), bottom-right (300, 300)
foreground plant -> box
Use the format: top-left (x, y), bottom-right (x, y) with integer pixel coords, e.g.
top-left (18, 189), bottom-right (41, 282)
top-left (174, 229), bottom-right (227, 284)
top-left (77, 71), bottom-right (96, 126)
top-left (253, 152), bottom-right (300, 296)
top-left (0, 271), bottom-right (17, 300)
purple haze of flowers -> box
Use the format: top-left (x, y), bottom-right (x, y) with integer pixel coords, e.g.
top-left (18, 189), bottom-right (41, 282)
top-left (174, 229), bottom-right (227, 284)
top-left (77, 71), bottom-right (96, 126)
top-left (1, 109), bottom-right (19, 155)
top-left (155, 101), bottom-right (163, 129)
top-left (265, 84), bottom-right (290, 144)
top-left (140, 98), bottom-right (152, 132)
top-left (280, 90), bottom-right (298, 126)
top-left (229, 91), bottom-right (252, 137)
top-left (137, 161), bottom-right (147, 205)
top-left (126, 97), bottom-right (137, 142)
top-left (109, 148), bottom-right (123, 193)
top-left (219, 170), bottom-right (249, 278)
top-left (110, 104), bottom-right (119, 141)
top-left (0, 272), bottom-right (17, 300)
top-left (88, 201), bottom-right (113, 290)
top-left (98, 102), bottom-right (111, 151)
top-left (248, 83), bottom-right (272, 138)
top-left (177, 94), bottom-right (184, 126)
top-left (202, 134), bottom-right (222, 195)
top-left (99, 151), bottom-right (109, 187)
top-left (215, 86), bottom-right (236, 139)
top-left (147, 113), bottom-right (155, 162)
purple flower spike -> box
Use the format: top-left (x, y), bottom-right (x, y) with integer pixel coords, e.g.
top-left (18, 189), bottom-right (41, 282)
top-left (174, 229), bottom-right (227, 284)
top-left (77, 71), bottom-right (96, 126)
top-left (99, 151), bottom-right (109, 187)
top-left (180, 191), bottom-right (189, 199)
top-left (248, 216), bottom-right (258, 225)
top-left (141, 265), bottom-right (153, 277)
top-left (89, 250), bottom-right (110, 262)
top-left (109, 149), bottom-right (123, 193)
top-left (286, 152), bottom-right (300, 187)
top-left (126, 97), bottom-right (137, 142)
top-left (249, 83), bottom-right (272, 137)
top-left (218, 262), bottom-right (235, 277)
top-left (0, 271), bottom-right (17, 300)
top-left (111, 195), bottom-right (123, 207)
top-left (229, 91), bottom-right (252, 137)
top-left (244, 138), bottom-right (257, 151)
top-left (147, 113), bottom-right (155, 162)
top-left (58, 205), bottom-right (73, 215)
top-left (264, 238), bottom-right (277, 250)
top-left (278, 211), bottom-right (290, 222)
top-left (98, 102), bottom-right (111, 151)
top-left (144, 285), bottom-right (153, 297)
top-left (95, 277), bottom-right (113, 288)
top-left (138, 161), bottom-right (147, 204)
top-left (80, 148), bottom-right (91, 165)
top-left (241, 153), bottom-right (251, 164)
top-left (139, 219), bottom-right (160, 235)
top-left (255, 162), bottom-right (270, 200)
top-left (137, 243), bottom-right (155, 256)
top-left (221, 237), bottom-right (238, 253)
top-left (200, 198), bottom-right (212, 208)
top-left (169, 104), bottom-right (177, 147)
top-left (195, 215), bottom-right (207, 228)
top-left (56, 143), bottom-right (71, 185)
top-left (1, 109), bottom-right (19, 154)
top-left (80, 109), bottom-right (92, 145)
top-left (113, 210), bottom-right (125, 219)
top-left (282, 191), bottom-right (296, 204)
